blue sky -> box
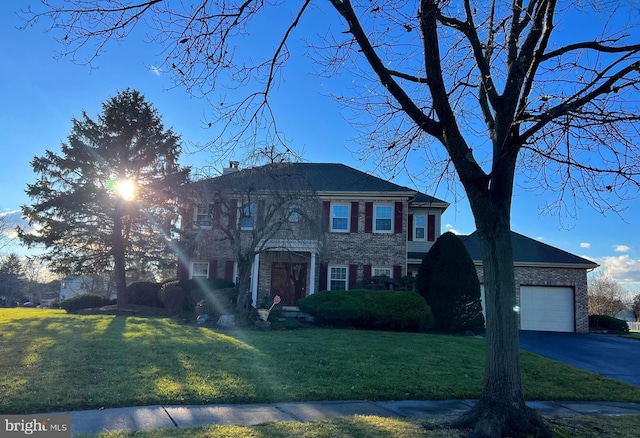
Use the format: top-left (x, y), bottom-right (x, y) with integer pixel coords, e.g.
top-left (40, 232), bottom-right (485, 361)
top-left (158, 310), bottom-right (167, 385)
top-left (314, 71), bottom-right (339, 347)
top-left (1, 2), bottom-right (639, 292)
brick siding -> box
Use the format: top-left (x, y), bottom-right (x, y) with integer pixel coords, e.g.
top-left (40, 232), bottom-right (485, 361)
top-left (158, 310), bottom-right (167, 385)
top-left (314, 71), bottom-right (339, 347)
top-left (476, 265), bottom-right (589, 333)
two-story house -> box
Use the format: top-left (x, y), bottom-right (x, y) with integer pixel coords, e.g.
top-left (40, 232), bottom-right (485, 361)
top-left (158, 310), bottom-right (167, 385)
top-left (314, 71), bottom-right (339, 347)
top-left (179, 162), bottom-right (448, 307)
top-left (179, 161), bottom-right (595, 333)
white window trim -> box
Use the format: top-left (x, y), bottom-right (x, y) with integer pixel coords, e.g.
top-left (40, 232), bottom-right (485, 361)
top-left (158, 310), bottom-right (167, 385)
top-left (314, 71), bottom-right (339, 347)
top-left (372, 266), bottom-right (393, 278)
top-left (191, 261), bottom-right (209, 279)
top-left (374, 204), bottom-right (393, 233)
top-left (413, 214), bottom-right (426, 241)
top-left (240, 203), bottom-right (256, 230)
top-left (330, 203), bottom-right (350, 233)
top-left (194, 205), bottom-right (212, 228)
top-left (328, 265), bottom-right (348, 291)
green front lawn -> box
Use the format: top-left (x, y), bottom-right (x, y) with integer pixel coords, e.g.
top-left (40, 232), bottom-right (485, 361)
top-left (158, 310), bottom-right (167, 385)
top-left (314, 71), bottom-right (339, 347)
top-left (77, 415), bottom-right (640, 438)
top-left (2, 308), bottom-right (640, 416)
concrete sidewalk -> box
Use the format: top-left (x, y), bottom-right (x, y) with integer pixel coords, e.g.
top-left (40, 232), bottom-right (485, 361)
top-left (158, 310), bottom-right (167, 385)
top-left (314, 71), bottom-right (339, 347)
top-left (41, 400), bottom-right (640, 436)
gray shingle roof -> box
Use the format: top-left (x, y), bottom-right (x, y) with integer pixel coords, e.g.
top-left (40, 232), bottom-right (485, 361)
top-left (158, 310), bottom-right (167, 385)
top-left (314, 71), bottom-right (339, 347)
top-left (460, 231), bottom-right (599, 268)
top-left (195, 162), bottom-right (448, 205)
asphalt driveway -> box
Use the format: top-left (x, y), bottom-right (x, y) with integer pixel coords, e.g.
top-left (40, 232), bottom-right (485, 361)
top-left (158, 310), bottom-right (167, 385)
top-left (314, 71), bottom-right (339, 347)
top-left (519, 331), bottom-right (640, 387)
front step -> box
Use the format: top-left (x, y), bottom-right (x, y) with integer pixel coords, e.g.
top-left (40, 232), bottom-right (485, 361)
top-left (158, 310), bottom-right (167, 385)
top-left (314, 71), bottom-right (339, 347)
top-left (280, 306), bottom-right (315, 322)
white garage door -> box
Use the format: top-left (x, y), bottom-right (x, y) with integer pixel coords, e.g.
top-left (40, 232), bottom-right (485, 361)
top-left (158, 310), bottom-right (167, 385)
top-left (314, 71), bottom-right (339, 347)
top-left (520, 286), bottom-right (574, 332)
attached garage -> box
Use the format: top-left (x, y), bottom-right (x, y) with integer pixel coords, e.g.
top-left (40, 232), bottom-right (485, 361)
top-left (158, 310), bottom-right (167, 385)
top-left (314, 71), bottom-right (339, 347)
top-left (462, 231), bottom-right (598, 333)
top-left (519, 286), bottom-right (574, 332)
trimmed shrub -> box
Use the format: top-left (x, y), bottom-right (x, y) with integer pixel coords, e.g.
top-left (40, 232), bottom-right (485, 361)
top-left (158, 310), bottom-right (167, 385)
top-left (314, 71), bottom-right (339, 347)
top-left (356, 275), bottom-right (416, 291)
top-left (60, 294), bottom-right (108, 313)
top-left (356, 276), bottom-right (397, 290)
top-left (159, 282), bottom-right (187, 316)
top-left (416, 232), bottom-right (485, 333)
top-left (396, 275), bottom-right (416, 291)
top-left (127, 281), bottom-right (163, 308)
top-left (197, 287), bottom-right (236, 317)
top-left (177, 278), bottom-right (236, 312)
top-left (589, 314), bottom-right (629, 333)
top-left (297, 289), bottom-right (434, 332)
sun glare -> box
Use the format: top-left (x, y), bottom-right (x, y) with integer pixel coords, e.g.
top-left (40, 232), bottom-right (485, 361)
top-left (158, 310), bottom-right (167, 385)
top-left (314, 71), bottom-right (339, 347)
top-left (116, 179), bottom-right (136, 201)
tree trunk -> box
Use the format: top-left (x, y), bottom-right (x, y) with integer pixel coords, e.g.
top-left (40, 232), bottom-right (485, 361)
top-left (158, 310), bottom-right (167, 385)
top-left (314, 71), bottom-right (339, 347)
top-left (113, 206), bottom-right (129, 308)
top-left (451, 212), bottom-right (550, 437)
top-left (235, 259), bottom-right (253, 314)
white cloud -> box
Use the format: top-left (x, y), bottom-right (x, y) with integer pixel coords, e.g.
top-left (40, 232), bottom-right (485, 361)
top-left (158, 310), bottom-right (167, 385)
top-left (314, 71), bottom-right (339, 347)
top-left (596, 255), bottom-right (640, 291)
top-left (614, 245), bottom-right (632, 253)
top-left (580, 242), bottom-right (591, 249)
top-left (445, 224), bottom-right (462, 235)
top-left (150, 66), bottom-right (161, 76)
top-left (0, 209), bottom-right (21, 219)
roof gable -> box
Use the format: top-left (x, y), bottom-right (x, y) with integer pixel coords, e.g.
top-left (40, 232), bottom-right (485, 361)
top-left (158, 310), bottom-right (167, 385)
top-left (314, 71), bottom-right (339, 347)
top-left (460, 231), bottom-right (599, 268)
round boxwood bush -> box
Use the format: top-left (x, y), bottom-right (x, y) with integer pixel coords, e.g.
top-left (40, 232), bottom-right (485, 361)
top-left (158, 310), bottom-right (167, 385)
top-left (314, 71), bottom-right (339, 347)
top-left (159, 282), bottom-right (187, 316)
top-left (127, 281), bottom-right (163, 308)
top-left (60, 294), bottom-right (108, 313)
top-left (177, 278), bottom-right (236, 312)
top-left (297, 289), bottom-right (434, 332)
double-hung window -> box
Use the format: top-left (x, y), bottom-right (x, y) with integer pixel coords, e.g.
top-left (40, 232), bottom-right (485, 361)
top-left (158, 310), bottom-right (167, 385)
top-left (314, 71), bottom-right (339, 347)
top-left (191, 262), bottom-right (209, 279)
top-left (373, 267), bottom-right (392, 278)
top-left (374, 205), bottom-right (393, 233)
top-left (194, 205), bottom-right (212, 228)
top-left (413, 215), bottom-right (426, 240)
top-left (240, 203), bottom-right (256, 230)
top-left (331, 204), bottom-right (349, 232)
top-left (329, 266), bottom-right (348, 290)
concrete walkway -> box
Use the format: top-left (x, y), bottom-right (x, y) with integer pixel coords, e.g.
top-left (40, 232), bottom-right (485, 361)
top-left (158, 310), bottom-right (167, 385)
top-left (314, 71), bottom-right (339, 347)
top-left (41, 400), bottom-right (640, 436)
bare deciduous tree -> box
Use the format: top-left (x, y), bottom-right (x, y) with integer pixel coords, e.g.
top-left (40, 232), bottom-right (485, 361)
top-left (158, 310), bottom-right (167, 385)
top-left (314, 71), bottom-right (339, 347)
top-left (183, 163), bottom-right (323, 319)
top-left (23, 1), bottom-right (640, 436)
top-left (632, 293), bottom-right (640, 322)
top-left (0, 211), bottom-right (17, 255)
top-left (588, 273), bottom-right (628, 316)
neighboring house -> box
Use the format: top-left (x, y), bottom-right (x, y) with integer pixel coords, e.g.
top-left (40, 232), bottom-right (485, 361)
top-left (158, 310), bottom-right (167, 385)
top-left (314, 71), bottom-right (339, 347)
top-left (60, 275), bottom-right (115, 301)
top-left (615, 308), bottom-right (636, 322)
top-left (32, 281), bottom-right (61, 307)
top-left (180, 162), bottom-right (595, 333)
top-left (179, 162), bottom-right (449, 306)
top-left (460, 232), bottom-right (598, 333)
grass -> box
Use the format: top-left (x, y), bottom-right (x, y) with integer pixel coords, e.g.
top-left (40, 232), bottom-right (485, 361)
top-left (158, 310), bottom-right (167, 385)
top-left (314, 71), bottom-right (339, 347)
top-left (76, 415), bottom-right (640, 438)
top-left (2, 308), bottom-right (640, 417)
top-left (622, 332), bottom-right (640, 341)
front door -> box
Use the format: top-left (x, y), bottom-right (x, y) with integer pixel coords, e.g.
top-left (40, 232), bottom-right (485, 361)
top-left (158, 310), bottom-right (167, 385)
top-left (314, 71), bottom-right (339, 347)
top-left (270, 262), bottom-right (307, 305)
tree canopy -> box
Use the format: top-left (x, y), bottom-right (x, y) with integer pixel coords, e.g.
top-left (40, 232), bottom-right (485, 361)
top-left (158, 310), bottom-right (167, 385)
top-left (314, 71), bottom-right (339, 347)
top-left (20, 89), bottom-right (191, 305)
top-left (0, 254), bottom-right (25, 307)
top-left (23, 1), bottom-right (640, 436)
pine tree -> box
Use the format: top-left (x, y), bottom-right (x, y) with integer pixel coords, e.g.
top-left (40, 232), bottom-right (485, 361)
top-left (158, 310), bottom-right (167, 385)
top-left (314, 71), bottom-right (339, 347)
top-left (416, 232), bottom-right (485, 333)
top-left (20, 89), bottom-right (190, 307)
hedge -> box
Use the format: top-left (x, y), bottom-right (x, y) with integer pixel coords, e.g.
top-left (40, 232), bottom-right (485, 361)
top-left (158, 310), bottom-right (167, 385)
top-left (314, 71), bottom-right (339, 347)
top-left (589, 314), bottom-right (629, 333)
top-left (127, 281), bottom-right (163, 308)
top-left (60, 294), bottom-right (110, 313)
top-left (297, 289), bottom-right (434, 332)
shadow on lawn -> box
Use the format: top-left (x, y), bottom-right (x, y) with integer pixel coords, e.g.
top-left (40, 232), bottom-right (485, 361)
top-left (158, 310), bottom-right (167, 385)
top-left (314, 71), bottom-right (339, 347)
top-left (0, 312), bottom-right (270, 414)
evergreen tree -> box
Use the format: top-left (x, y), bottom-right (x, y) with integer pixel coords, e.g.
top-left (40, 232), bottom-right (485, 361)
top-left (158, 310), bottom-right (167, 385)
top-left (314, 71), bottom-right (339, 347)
top-left (416, 232), bottom-right (485, 333)
top-left (20, 89), bottom-right (190, 307)
top-left (0, 254), bottom-right (25, 306)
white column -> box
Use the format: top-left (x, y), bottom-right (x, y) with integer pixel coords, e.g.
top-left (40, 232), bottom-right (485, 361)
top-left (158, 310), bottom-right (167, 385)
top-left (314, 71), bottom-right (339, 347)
top-left (251, 253), bottom-right (260, 307)
top-left (309, 252), bottom-right (316, 295)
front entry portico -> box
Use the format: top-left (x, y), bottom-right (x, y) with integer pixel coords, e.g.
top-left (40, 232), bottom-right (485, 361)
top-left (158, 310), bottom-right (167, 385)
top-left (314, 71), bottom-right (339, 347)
top-left (250, 239), bottom-right (321, 307)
